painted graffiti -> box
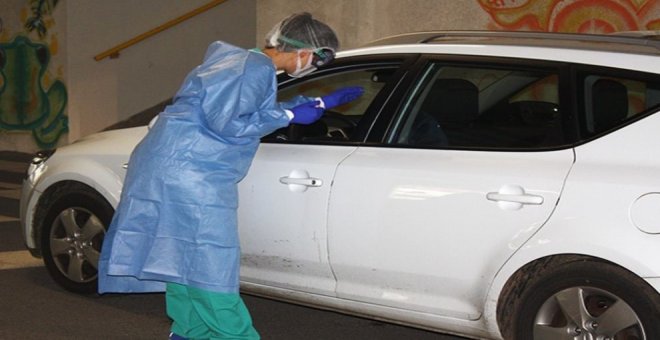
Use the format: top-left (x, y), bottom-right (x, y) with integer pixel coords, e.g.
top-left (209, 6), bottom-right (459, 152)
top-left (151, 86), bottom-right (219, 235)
top-left (0, 0), bottom-right (67, 149)
top-left (0, 36), bottom-right (67, 148)
top-left (478, 0), bottom-right (660, 32)
top-left (25, 0), bottom-right (60, 38)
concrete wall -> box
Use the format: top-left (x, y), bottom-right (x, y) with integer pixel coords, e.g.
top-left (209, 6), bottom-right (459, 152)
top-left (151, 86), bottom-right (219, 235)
top-left (256, 0), bottom-right (660, 50)
top-left (67, 0), bottom-right (256, 142)
top-left (2, 0), bottom-right (659, 153)
top-left (256, 1), bottom-right (491, 50)
top-left (0, 0), bottom-right (256, 153)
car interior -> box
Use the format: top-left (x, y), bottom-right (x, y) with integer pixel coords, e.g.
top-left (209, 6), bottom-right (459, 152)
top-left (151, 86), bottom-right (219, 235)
top-left (398, 66), bottom-right (563, 149)
top-left (265, 68), bottom-right (397, 142)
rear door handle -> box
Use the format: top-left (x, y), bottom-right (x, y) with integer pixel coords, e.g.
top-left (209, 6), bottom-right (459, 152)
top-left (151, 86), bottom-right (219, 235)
top-left (486, 193), bottom-right (543, 205)
top-left (279, 177), bottom-right (322, 187)
top-left (487, 184), bottom-right (543, 210)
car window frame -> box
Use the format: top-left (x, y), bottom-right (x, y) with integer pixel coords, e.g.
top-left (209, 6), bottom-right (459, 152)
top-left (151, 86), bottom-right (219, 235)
top-left (262, 54), bottom-right (418, 145)
top-left (367, 54), bottom-right (579, 152)
top-left (571, 64), bottom-right (660, 145)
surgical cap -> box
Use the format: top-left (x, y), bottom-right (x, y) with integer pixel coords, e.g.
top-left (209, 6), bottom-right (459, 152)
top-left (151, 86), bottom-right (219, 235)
top-left (265, 12), bottom-right (339, 52)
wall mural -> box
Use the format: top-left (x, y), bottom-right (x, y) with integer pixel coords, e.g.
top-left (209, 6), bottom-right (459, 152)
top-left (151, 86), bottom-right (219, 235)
top-left (0, 0), bottom-right (67, 149)
top-left (479, 0), bottom-right (660, 32)
top-left (479, 0), bottom-right (657, 116)
top-left (25, 0), bottom-right (60, 38)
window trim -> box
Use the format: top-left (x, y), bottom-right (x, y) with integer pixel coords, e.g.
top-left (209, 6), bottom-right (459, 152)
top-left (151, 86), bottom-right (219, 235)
top-left (571, 64), bottom-right (660, 146)
top-left (370, 54), bottom-right (578, 152)
top-left (262, 54), bottom-right (417, 145)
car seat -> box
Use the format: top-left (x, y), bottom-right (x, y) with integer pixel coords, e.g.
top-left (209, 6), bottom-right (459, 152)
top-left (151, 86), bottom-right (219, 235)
top-left (591, 78), bottom-right (629, 133)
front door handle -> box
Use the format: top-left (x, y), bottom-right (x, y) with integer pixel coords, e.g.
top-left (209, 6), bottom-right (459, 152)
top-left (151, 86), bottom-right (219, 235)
top-left (487, 184), bottom-right (544, 210)
top-left (279, 169), bottom-right (323, 192)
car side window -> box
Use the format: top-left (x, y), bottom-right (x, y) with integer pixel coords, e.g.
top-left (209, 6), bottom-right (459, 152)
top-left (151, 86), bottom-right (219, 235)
top-left (580, 73), bottom-right (660, 137)
top-left (263, 66), bottom-right (397, 143)
top-left (391, 63), bottom-right (563, 150)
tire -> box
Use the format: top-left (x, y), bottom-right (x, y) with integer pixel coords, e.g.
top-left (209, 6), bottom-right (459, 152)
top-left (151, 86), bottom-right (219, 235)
top-left (38, 182), bottom-right (114, 294)
top-left (504, 256), bottom-right (660, 340)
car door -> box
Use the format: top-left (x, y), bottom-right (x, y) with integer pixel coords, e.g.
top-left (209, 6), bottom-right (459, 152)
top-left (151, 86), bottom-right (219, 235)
top-left (238, 57), bottom-right (410, 296)
top-left (327, 57), bottom-right (576, 319)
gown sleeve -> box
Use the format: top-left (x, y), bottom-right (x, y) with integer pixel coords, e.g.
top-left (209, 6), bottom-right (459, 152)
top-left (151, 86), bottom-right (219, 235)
top-left (200, 54), bottom-right (301, 138)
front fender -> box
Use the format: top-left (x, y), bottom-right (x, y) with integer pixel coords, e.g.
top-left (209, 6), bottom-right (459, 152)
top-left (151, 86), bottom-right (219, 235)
top-left (23, 156), bottom-right (125, 250)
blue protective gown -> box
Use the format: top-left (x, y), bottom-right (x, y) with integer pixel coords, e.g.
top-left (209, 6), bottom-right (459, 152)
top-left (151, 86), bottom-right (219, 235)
top-left (98, 42), bottom-right (307, 294)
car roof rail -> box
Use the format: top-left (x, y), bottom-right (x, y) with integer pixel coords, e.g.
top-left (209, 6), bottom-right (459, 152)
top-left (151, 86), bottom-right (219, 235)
top-left (422, 30), bottom-right (660, 46)
top-left (363, 30), bottom-right (660, 54)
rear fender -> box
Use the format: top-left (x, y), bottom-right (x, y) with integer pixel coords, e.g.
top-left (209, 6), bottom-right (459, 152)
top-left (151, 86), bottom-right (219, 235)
top-left (482, 232), bottom-right (660, 337)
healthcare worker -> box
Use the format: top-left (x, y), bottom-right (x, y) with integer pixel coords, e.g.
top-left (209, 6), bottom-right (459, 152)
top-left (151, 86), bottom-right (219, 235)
top-left (97, 12), bottom-right (363, 340)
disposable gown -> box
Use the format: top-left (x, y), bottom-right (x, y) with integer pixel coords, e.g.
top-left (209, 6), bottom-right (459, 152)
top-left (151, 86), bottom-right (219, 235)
top-left (98, 42), bottom-right (308, 294)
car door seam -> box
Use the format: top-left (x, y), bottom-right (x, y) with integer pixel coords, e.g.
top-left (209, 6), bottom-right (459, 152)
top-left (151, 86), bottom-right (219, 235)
top-left (324, 146), bottom-right (361, 288)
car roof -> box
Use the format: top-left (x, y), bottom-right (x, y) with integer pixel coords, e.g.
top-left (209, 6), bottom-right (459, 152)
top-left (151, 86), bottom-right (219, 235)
top-left (334, 30), bottom-right (660, 74)
top-left (360, 30), bottom-right (660, 56)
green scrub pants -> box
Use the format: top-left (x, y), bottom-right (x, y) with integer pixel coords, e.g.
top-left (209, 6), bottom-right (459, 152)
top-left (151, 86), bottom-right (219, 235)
top-left (166, 283), bottom-right (260, 340)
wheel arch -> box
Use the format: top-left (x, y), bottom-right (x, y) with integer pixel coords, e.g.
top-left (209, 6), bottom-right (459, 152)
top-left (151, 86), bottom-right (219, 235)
top-left (31, 180), bottom-right (116, 256)
top-left (29, 178), bottom-right (118, 256)
top-left (35, 180), bottom-right (115, 294)
top-left (34, 158), bottom-right (123, 208)
top-left (24, 158), bottom-right (123, 251)
top-left (481, 218), bottom-right (660, 337)
top-left (494, 254), bottom-right (591, 339)
top-left (486, 252), bottom-right (660, 339)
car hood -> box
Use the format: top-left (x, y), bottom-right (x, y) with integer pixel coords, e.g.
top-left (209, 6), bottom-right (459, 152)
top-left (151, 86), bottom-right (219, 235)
top-left (63, 126), bottom-right (148, 157)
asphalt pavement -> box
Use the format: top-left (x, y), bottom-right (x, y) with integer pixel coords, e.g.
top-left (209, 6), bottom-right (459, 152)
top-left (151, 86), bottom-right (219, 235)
top-left (0, 150), bottom-right (466, 339)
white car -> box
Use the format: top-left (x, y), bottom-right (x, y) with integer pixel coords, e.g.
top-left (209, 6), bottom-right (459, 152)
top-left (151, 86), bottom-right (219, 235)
top-left (21, 31), bottom-right (660, 339)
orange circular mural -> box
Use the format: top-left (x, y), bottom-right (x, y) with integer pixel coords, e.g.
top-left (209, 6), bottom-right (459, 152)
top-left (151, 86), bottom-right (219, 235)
top-left (478, 0), bottom-right (660, 33)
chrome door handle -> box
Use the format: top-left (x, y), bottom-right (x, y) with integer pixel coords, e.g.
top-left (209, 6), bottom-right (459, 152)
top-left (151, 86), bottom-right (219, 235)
top-left (486, 193), bottom-right (543, 205)
top-left (279, 177), bottom-right (323, 187)
top-left (487, 184), bottom-right (544, 210)
top-left (279, 169), bottom-right (323, 193)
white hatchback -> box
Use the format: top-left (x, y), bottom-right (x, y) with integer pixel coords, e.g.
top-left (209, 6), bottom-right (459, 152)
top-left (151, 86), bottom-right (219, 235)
top-left (21, 31), bottom-right (660, 339)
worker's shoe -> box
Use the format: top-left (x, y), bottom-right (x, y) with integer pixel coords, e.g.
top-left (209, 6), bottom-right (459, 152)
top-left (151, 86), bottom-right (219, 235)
top-left (169, 332), bottom-right (187, 340)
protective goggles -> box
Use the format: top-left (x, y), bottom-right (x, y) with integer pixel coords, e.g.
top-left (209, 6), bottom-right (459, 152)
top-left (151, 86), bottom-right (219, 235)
top-left (277, 36), bottom-right (336, 67)
top-left (310, 47), bottom-right (335, 67)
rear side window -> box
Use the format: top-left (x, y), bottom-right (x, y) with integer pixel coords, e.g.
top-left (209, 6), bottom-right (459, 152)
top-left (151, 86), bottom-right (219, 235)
top-left (580, 72), bottom-right (660, 137)
top-left (391, 63), bottom-right (563, 150)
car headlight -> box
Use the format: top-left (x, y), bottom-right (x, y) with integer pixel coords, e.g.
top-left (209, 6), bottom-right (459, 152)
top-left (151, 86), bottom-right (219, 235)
top-left (26, 149), bottom-right (56, 181)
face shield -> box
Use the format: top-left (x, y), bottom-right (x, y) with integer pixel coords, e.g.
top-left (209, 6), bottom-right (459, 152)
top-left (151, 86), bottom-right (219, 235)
top-left (265, 13), bottom-right (339, 78)
top-left (277, 36), bottom-right (336, 78)
top-left (288, 46), bottom-right (336, 78)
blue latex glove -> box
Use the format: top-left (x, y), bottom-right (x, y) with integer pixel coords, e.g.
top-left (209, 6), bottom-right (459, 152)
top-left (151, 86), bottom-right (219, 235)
top-left (321, 86), bottom-right (365, 110)
top-left (290, 101), bottom-right (324, 125)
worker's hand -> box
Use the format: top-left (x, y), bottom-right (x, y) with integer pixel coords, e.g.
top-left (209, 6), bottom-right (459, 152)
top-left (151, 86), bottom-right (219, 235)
top-left (321, 86), bottom-right (364, 110)
top-left (290, 101), bottom-right (324, 125)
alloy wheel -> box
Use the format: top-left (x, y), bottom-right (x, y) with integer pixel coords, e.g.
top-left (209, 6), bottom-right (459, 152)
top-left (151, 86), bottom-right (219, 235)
top-left (534, 286), bottom-right (645, 340)
top-left (48, 207), bottom-right (106, 283)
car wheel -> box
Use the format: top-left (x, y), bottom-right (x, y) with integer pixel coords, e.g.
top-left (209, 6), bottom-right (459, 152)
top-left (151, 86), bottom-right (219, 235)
top-left (39, 182), bottom-right (114, 294)
top-left (507, 257), bottom-right (660, 340)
